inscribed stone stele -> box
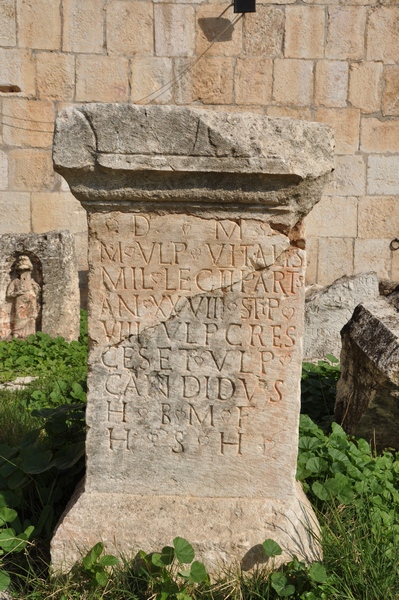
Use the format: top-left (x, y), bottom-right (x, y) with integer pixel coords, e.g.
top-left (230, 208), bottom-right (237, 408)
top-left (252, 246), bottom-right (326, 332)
top-left (51, 104), bottom-right (334, 573)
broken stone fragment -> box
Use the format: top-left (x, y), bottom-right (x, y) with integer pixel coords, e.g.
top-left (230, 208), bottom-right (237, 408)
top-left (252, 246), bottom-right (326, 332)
top-left (335, 297), bottom-right (399, 450)
top-left (304, 272), bottom-right (379, 361)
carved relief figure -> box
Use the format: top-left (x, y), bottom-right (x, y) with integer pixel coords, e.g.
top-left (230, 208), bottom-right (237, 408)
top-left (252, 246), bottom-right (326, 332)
top-left (6, 255), bottom-right (41, 338)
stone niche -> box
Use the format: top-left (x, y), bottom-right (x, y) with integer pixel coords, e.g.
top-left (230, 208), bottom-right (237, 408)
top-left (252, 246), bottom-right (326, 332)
top-left (51, 104), bottom-right (334, 573)
top-left (0, 231), bottom-right (80, 342)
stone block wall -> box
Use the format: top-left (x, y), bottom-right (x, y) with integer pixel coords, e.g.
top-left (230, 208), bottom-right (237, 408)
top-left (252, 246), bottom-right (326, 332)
top-left (1, 0), bottom-right (398, 289)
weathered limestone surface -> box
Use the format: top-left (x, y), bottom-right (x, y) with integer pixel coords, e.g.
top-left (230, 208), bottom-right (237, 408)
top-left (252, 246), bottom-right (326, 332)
top-left (304, 273), bottom-right (379, 361)
top-left (51, 104), bottom-right (334, 573)
top-left (0, 232), bottom-right (80, 341)
top-left (335, 297), bottom-right (399, 451)
top-left (53, 104), bottom-right (333, 229)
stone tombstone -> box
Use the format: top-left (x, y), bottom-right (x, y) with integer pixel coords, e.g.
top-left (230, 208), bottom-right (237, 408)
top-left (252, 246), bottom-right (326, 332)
top-left (0, 232), bottom-right (80, 342)
top-left (335, 297), bottom-right (399, 451)
top-left (304, 273), bottom-right (379, 361)
top-left (51, 104), bottom-right (334, 572)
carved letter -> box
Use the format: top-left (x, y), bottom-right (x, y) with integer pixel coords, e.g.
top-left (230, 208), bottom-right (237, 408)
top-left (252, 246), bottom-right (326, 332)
top-left (220, 431), bottom-right (242, 455)
top-left (161, 403), bottom-right (171, 424)
top-left (183, 376), bottom-right (201, 398)
top-left (217, 377), bottom-right (235, 400)
top-left (107, 427), bottom-right (130, 450)
top-left (189, 404), bottom-right (214, 427)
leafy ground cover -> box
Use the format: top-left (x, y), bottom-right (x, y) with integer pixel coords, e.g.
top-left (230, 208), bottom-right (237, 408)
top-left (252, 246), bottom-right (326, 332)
top-left (0, 309), bottom-right (87, 385)
top-left (0, 321), bottom-right (398, 598)
top-left (300, 355), bottom-right (340, 430)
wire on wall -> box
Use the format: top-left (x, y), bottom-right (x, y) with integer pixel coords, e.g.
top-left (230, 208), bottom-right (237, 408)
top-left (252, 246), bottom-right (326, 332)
top-left (133, 11), bottom-right (243, 105)
top-left (0, 4), bottom-right (244, 132)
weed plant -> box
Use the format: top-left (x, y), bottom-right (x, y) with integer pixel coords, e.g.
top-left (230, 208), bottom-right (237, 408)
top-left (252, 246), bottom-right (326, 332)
top-left (0, 385), bottom-right (43, 447)
top-left (301, 355), bottom-right (340, 430)
top-left (1, 328), bottom-right (399, 599)
top-left (0, 310), bottom-right (88, 446)
top-left (0, 309), bottom-right (88, 384)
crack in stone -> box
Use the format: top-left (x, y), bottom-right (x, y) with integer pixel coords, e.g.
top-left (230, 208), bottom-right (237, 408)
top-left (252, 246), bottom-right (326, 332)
top-left (92, 242), bottom-right (295, 354)
top-left (81, 108), bottom-right (99, 157)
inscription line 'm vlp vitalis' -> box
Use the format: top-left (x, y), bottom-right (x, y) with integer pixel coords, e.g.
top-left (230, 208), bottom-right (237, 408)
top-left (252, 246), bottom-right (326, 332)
top-left (51, 104), bottom-right (334, 574)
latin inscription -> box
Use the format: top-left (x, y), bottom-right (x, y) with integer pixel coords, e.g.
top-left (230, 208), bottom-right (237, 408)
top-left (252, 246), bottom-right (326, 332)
top-left (90, 213), bottom-right (304, 460)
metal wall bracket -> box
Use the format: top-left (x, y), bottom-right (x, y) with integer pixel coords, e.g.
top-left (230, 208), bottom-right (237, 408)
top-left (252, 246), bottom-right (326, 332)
top-left (234, 0), bottom-right (256, 13)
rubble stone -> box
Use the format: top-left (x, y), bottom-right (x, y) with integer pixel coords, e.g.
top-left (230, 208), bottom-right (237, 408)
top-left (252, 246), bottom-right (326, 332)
top-left (336, 296), bottom-right (399, 450)
top-left (304, 272), bottom-right (379, 361)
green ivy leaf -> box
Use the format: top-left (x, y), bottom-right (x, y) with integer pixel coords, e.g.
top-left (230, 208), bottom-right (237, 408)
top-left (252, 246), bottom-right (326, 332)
top-left (90, 542), bottom-right (104, 560)
top-left (337, 487), bottom-right (355, 504)
top-left (0, 508), bottom-right (17, 526)
top-left (356, 439), bottom-right (371, 456)
top-left (0, 569), bottom-right (10, 592)
top-left (178, 569), bottom-right (191, 579)
top-left (326, 354), bottom-right (339, 364)
top-left (306, 457), bottom-right (328, 475)
top-left (0, 528), bottom-right (29, 553)
top-left (311, 481), bottom-right (330, 502)
top-left (297, 451), bottom-right (314, 465)
top-left (262, 539), bottom-right (282, 558)
top-left (0, 445), bottom-right (17, 462)
top-left (83, 542), bottom-right (104, 570)
top-left (324, 474), bottom-right (348, 496)
top-left (296, 465), bottom-right (312, 481)
top-left (7, 470), bottom-right (27, 490)
top-left (271, 572), bottom-right (295, 596)
top-left (0, 461), bottom-right (17, 478)
top-left (20, 449), bottom-right (52, 475)
top-left (331, 423), bottom-right (346, 437)
top-left (328, 448), bottom-right (349, 464)
top-left (298, 437), bottom-right (321, 451)
top-left (52, 441), bottom-right (85, 470)
top-left (0, 491), bottom-right (20, 509)
top-left (173, 537), bottom-right (194, 564)
top-left (23, 525), bottom-right (34, 539)
top-left (99, 554), bottom-right (120, 567)
top-left (82, 555), bottom-right (94, 571)
top-left (189, 560), bottom-right (208, 583)
top-left (152, 550), bottom-right (174, 568)
top-left (309, 562), bottom-right (328, 583)
top-left (95, 571), bottom-right (108, 587)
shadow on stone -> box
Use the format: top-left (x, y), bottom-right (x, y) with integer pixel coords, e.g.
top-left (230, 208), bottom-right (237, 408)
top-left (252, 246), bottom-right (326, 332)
top-left (198, 18), bottom-right (234, 42)
top-left (241, 544), bottom-right (269, 571)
